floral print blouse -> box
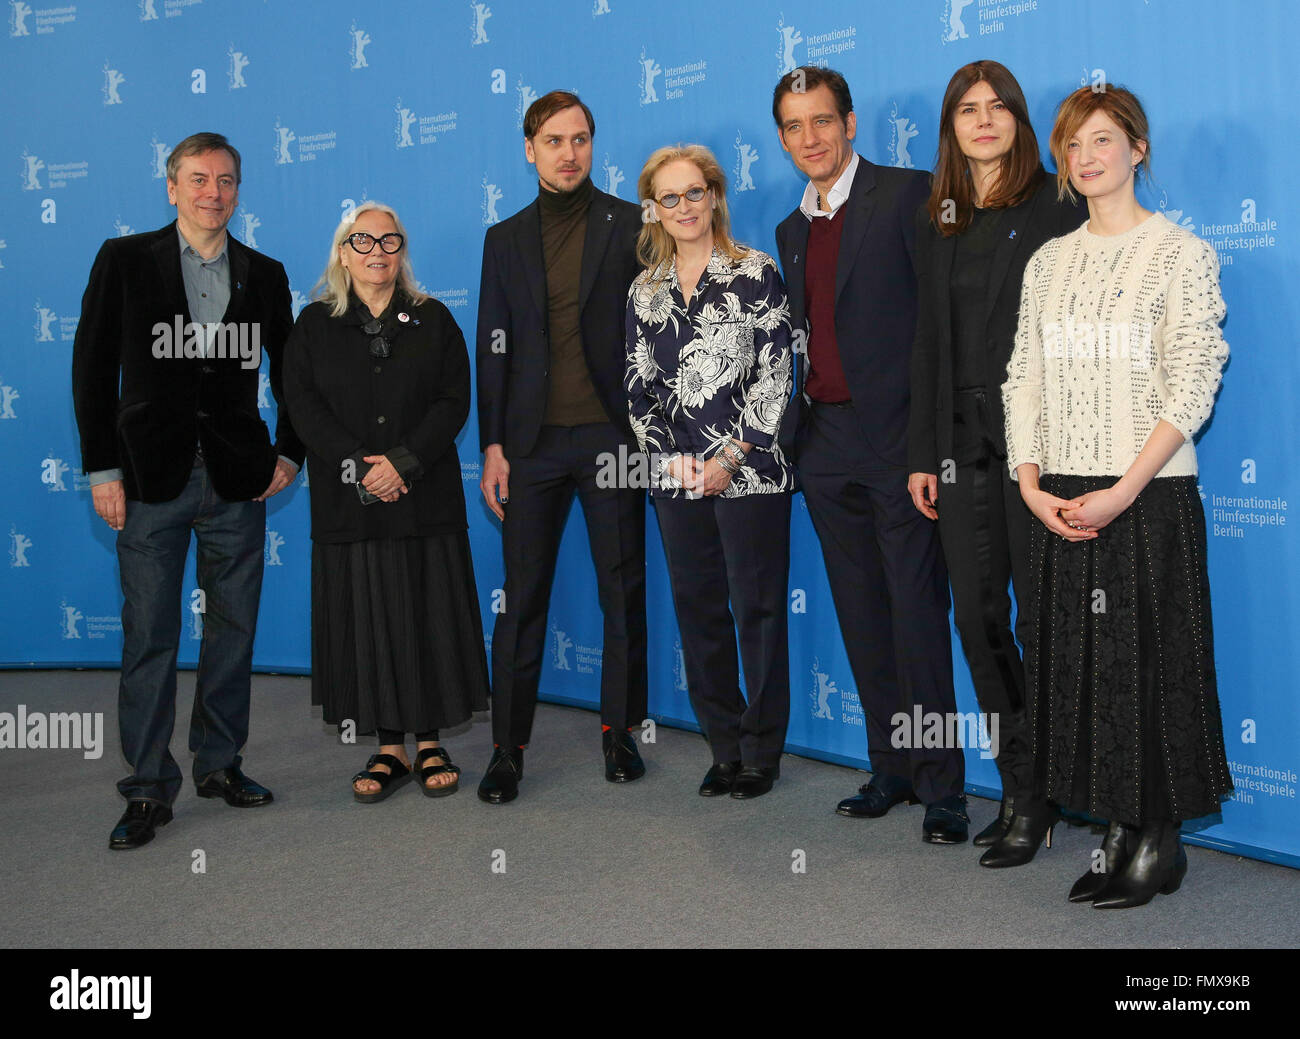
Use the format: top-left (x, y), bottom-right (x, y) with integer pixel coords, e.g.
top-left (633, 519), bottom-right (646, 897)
top-left (624, 248), bottom-right (794, 498)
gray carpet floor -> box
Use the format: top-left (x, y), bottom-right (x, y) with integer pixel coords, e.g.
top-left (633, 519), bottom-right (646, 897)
top-left (1, 670), bottom-right (1295, 948)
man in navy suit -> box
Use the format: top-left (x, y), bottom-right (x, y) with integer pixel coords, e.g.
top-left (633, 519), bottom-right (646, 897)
top-left (72, 132), bottom-right (302, 849)
top-left (772, 67), bottom-right (968, 843)
top-left (475, 91), bottom-right (648, 802)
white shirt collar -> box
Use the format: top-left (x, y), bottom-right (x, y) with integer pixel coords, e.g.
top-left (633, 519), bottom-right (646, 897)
top-left (799, 152), bottom-right (860, 220)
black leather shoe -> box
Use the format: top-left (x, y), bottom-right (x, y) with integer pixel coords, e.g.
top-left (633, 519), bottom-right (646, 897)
top-left (698, 760), bottom-right (742, 797)
top-left (195, 767), bottom-right (273, 807)
top-left (922, 794), bottom-right (970, 844)
top-left (978, 799), bottom-right (1059, 868)
top-left (730, 765), bottom-right (779, 799)
top-left (477, 746), bottom-right (523, 804)
top-left (108, 800), bottom-right (173, 850)
top-left (1069, 820), bottom-right (1135, 903)
top-left (1093, 822), bottom-right (1186, 910)
top-left (603, 729), bottom-right (646, 783)
top-left (973, 797), bottom-right (1015, 846)
top-left (836, 774), bottom-right (919, 818)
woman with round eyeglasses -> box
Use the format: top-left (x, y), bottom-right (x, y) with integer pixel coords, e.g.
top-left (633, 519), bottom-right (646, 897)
top-left (907, 60), bottom-right (1088, 858)
top-left (284, 202), bottom-right (489, 802)
top-left (1002, 86), bottom-right (1232, 907)
top-left (625, 144), bottom-right (794, 800)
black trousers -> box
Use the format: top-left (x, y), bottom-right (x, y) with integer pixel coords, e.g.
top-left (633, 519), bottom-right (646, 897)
top-left (654, 492), bottom-right (791, 768)
top-left (797, 401), bottom-right (963, 802)
top-left (934, 390), bottom-right (1035, 801)
top-left (490, 423), bottom-right (648, 747)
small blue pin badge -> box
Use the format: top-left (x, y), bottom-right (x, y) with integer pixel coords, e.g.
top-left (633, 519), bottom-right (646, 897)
top-left (236, 281), bottom-right (242, 290)
top-left (793, 253), bottom-right (800, 264)
top-left (606, 212), bottom-right (613, 222)
top-left (1008, 230), bottom-right (1016, 240)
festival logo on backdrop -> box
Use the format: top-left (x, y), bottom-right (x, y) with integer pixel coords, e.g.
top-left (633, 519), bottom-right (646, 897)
top-left (470, 2), bottom-right (491, 45)
top-left (228, 46), bottom-right (249, 90)
top-left (637, 47), bottom-right (706, 105)
top-left (887, 102), bottom-right (919, 169)
top-left (11, 2), bottom-right (76, 36)
top-left (139, 0), bottom-right (157, 21)
top-left (275, 118), bottom-right (336, 164)
top-left (550, 623), bottom-right (572, 671)
top-left (481, 176), bottom-right (502, 225)
top-left (21, 150), bottom-right (44, 191)
top-left (9, 527), bottom-right (31, 567)
top-left (60, 601), bottom-right (83, 639)
top-left (776, 12), bottom-right (855, 72)
top-left (0, 376), bottom-right (17, 419)
top-left (237, 211), bottom-right (260, 249)
top-left (290, 288), bottom-right (310, 318)
top-left (264, 528), bottom-right (285, 567)
top-left (733, 132), bottom-right (759, 193)
top-left (41, 455), bottom-right (68, 492)
top-left (257, 373), bottom-right (271, 412)
top-left (602, 156), bottom-right (625, 199)
top-left (592, 0), bottom-right (610, 16)
top-left (150, 136), bottom-right (169, 180)
top-left (33, 301), bottom-right (57, 343)
top-left (809, 658), bottom-right (864, 727)
top-left (941, 0), bottom-right (974, 42)
top-left (102, 62), bottom-right (125, 106)
top-left (394, 99), bottom-right (457, 148)
top-left (113, 217), bottom-right (133, 237)
top-left (349, 22), bottom-right (370, 69)
top-left (515, 78), bottom-right (538, 130)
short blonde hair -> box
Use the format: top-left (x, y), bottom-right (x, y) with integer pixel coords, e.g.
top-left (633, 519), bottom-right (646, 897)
top-left (312, 201), bottom-right (428, 318)
top-left (635, 144), bottom-right (749, 285)
top-left (1049, 85), bottom-right (1151, 203)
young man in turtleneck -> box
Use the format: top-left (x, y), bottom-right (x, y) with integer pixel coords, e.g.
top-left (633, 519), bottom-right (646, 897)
top-left (475, 90), bottom-right (648, 803)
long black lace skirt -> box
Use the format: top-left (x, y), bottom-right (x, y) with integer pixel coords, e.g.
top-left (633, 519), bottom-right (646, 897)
top-left (310, 533), bottom-right (490, 736)
top-left (1026, 475), bottom-right (1232, 826)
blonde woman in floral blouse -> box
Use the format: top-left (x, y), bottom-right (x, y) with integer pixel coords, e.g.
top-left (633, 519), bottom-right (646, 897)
top-left (625, 144), bottom-right (794, 800)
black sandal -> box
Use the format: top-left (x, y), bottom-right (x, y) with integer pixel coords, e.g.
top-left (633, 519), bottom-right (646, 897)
top-left (414, 746), bottom-right (460, 798)
top-left (351, 753), bottom-right (413, 803)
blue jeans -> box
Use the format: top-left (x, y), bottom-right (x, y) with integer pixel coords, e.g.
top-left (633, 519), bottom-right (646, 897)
top-left (115, 462), bottom-right (266, 804)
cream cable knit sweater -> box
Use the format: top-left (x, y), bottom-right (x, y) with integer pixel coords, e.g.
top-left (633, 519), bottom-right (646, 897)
top-left (1003, 211), bottom-right (1228, 480)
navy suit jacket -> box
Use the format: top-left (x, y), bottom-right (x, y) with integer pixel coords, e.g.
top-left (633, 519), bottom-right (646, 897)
top-left (775, 155), bottom-right (930, 467)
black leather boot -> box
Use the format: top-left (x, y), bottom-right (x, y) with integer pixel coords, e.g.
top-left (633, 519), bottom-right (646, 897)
top-left (1068, 820), bottom-right (1135, 902)
top-left (978, 799), bottom-right (1059, 868)
top-left (1093, 821), bottom-right (1186, 909)
top-left (973, 797), bottom-right (1015, 847)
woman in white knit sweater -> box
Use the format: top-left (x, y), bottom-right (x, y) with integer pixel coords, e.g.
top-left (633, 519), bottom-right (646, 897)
top-left (1000, 85), bottom-right (1233, 909)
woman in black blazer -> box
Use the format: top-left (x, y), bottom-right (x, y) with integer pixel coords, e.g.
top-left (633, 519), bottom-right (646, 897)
top-left (284, 202), bottom-right (489, 801)
top-left (907, 61), bottom-right (1086, 862)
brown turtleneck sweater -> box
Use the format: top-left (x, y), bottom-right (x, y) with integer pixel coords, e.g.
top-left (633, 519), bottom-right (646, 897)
top-left (539, 176), bottom-right (609, 426)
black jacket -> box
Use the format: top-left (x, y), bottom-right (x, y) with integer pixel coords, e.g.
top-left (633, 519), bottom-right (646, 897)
top-left (283, 292), bottom-right (471, 543)
top-left (907, 177), bottom-right (1088, 474)
top-left (475, 185), bottom-right (642, 456)
top-left (775, 156), bottom-right (930, 466)
top-left (71, 221), bottom-right (302, 502)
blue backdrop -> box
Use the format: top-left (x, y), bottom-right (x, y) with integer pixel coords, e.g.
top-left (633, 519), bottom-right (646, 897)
top-left (3, 0), bottom-right (1296, 867)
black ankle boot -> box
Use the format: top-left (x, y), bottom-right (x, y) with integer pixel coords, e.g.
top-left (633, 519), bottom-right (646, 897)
top-left (973, 797), bottom-right (1016, 847)
top-left (978, 799), bottom-right (1059, 868)
top-left (1093, 821), bottom-right (1186, 909)
top-left (1068, 820), bottom-right (1135, 903)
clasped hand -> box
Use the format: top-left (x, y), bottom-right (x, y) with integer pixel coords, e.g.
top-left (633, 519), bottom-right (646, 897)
top-left (362, 455), bottom-right (407, 503)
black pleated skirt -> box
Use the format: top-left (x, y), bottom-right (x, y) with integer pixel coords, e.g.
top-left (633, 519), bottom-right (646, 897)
top-left (310, 533), bottom-right (490, 736)
top-left (1026, 475), bottom-right (1233, 827)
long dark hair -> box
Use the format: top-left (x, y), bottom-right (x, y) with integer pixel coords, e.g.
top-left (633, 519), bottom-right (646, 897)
top-left (927, 60), bottom-right (1044, 236)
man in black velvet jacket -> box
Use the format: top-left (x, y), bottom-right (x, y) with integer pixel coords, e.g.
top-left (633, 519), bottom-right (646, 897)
top-left (71, 132), bottom-right (303, 850)
top-left (475, 91), bottom-right (648, 802)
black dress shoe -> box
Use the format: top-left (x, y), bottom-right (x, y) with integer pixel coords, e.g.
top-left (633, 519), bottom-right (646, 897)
top-left (108, 800), bottom-right (173, 850)
top-left (698, 760), bottom-right (741, 797)
top-left (602, 729), bottom-right (646, 783)
top-left (978, 799), bottom-right (1059, 868)
top-left (1093, 822), bottom-right (1187, 910)
top-left (922, 794), bottom-right (970, 844)
top-left (973, 797), bottom-right (1015, 846)
top-left (195, 767), bottom-right (273, 807)
top-left (730, 765), bottom-right (779, 799)
top-left (836, 774), bottom-right (919, 818)
top-left (1069, 820), bottom-right (1135, 903)
top-left (477, 746), bottom-right (524, 804)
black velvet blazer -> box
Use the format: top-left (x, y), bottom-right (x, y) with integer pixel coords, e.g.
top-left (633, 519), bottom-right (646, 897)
top-left (71, 221), bottom-right (302, 502)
